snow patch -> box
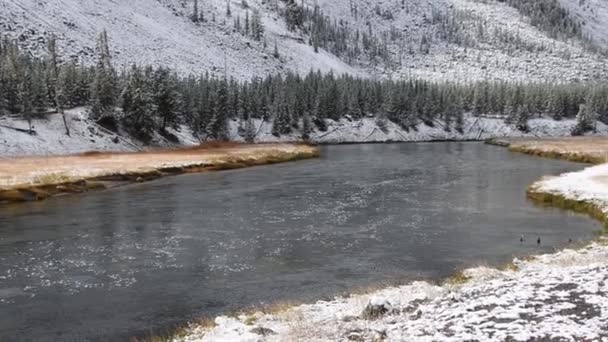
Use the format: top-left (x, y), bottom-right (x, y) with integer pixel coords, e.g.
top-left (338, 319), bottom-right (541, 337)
top-left (175, 242), bottom-right (608, 341)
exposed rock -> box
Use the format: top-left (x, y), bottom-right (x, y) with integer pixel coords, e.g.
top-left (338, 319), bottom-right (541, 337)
top-left (249, 326), bottom-right (276, 336)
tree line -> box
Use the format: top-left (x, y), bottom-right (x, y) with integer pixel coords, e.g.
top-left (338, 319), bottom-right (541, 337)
top-left (1, 33), bottom-right (607, 143)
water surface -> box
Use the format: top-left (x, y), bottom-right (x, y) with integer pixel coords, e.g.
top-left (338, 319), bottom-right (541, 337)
top-left (0, 143), bottom-right (599, 341)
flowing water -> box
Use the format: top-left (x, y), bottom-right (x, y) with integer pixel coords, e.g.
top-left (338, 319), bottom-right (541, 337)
top-left (0, 143), bottom-right (600, 341)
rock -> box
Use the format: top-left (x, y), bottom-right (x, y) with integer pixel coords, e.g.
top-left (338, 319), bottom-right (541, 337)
top-left (250, 327), bottom-right (276, 336)
top-left (341, 315), bottom-right (357, 322)
top-left (372, 327), bottom-right (387, 340)
top-left (346, 331), bottom-right (365, 341)
top-left (361, 297), bottom-right (393, 320)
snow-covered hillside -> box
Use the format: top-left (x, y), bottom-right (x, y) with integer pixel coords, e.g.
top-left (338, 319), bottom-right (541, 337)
top-left (1, 0), bottom-right (608, 82)
top-left (559, 0), bottom-right (608, 50)
top-left (0, 0), bottom-right (359, 81)
top-left (315, 0), bottom-right (608, 81)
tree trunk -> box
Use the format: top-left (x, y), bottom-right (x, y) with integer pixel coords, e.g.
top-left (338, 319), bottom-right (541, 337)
top-left (61, 110), bottom-right (71, 136)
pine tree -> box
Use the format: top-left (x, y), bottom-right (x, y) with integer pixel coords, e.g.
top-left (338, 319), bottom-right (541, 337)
top-left (515, 104), bottom-right (530, 132)
top-left (573, 99), bottom-right (598, 135)
top-left (243, 114), bottom-right (256, 142)
top-left (91, 31), bottom-right (117, 120)
top-left (251, 8), bottom-right (264, 41)
top-left (454, 98), bottom-right (465, 134)
top-left (31, 63), bottom-right (48, 115)
top-left (153, 68), bottom-right (180, 130)
top-left (273, 40), bottom-right (280, 58)
top-left (545, 89), bottom-right (562, 120)
top-left (120, 65), bottom-right (157, 142)
top-left (46, 35), bottom-right (59, 107)
top-left (18, 66), bottom-right (34, 134)
top-left (208, 78), bottom-right (229, 140)
top-left (301, 110), bottom-right (313, 140)
top-left (55, 66), bottom-right (71, 136)
top-left (285, 0), bottom-right (303, 31)
top-left (192, 0), bottom-right (199, 22)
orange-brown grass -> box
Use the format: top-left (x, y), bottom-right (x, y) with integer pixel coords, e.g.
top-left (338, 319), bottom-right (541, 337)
top-left (0, 143), bottom-right (320, 204)
top-left (490, 136), bottom-right (608, 164)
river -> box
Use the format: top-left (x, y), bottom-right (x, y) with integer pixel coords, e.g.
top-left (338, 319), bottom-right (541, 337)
top-left (0, 142), bottom-right (600, 341)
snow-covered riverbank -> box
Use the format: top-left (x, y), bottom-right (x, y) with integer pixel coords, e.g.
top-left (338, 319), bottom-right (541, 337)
top-left (3, 108), bottom-right (608, 157)
top-left (175, 241), bottom-right (608, 341)
top-left (174, 139), bottom-right (608, 342)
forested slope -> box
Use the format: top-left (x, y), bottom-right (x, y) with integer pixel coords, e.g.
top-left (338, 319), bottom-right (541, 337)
top-left (1, 0), bottom-right (608, 81)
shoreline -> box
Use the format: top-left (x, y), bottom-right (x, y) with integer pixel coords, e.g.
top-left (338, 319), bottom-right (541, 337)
top-left (171, 137), bottom-right (608, 342)
top-left (0, 143), bottom-right (320, 204)
top-left (486, 137), bottom-right (608, 164)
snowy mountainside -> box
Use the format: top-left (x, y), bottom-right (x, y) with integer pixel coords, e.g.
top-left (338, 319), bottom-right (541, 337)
top-left (559, 0), bottom-right (608, 50)
top-left (314, 0), bottom-right (608, 81)
top-left (1, 0), bottom-right (608, 82)
top-left (0, 0), bottom-right (359, 81)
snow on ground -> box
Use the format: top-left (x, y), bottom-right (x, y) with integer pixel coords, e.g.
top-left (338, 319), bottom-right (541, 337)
top-left (533, 162), bottom-right (608, 216)
top-left (0, 108), bottom-right (140, 157)
top-left (3, 109), bottom-right (608, 157)
top-left (0, 108), bottom-right (209, 157)
top-left (229, 115), bottom-right (608, 145)
top-left (559, 0), bottom-right (608, 51)
top-left (176, 241), bottom-right (608, 342)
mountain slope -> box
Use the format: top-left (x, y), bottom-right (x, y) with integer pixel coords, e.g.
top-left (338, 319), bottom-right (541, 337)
top-left (559, 0), bottom-right (608, 50)
top-left (0, 0), bottom-right (360, 81)
top-left (1, 0), bottom-right (608, 82)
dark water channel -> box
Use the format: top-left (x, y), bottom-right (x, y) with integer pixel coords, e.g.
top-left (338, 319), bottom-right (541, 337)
top-left (0, 143), bottom-right (599, 341)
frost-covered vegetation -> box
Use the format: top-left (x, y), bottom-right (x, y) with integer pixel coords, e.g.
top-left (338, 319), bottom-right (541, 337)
top-left (2, 0), bottom-right (608, 83)
top-left (175, 240), bottom-right (608, 342)
top-left (2, 33), bottom-right (608, 147)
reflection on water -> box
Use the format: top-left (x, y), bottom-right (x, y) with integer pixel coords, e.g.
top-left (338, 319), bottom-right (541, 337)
top-left (0, 142), bottom-right (599, 341)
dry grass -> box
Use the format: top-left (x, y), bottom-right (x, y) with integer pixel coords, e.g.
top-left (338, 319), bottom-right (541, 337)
top-left (499, 261), bottom-right (520, 272)
top-left (0, 143), bottom-right (319, 203)
top-left (527, 187), bottom-right (608, 231)
top-left (133, 317), bottom-right (217, 342)
top-left (491, 137), bottom-right (608, 164)
top-left (443, 270), bottom-right (472, 285)
top-left (32, 172), bottom-right (74, 185)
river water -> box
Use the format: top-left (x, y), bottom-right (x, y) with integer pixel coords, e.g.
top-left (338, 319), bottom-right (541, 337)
top-left (0, 143), bottom-right (600, 341)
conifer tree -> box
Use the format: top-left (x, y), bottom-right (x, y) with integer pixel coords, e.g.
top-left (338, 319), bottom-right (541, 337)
top-left (91, 30), bottom-right (117, 119)
top-left (55, 66), bottom-right (71, 136)
top-left (251, 9), bottom-right (264, 41)
top-left (208, 78), bottom-right (229, 140)
top-left (120, 65), bottom-right (157, 142)
top-left (192, 0), bottom-right (199, 22)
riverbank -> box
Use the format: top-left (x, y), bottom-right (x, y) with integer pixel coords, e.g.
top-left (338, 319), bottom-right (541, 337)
top-left (174, 241), bottom-right (608, 342)
top-left (4, 108), bottom-right (608, 157)
top-left (487, 136), bottom-right (608, 164)
top-left (0, 143), bottom-right (319, 204)
top-left (173, 137), bottom-right (608, 342)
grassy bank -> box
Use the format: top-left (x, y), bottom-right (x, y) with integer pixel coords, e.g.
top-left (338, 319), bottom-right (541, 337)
top-left (490, 136), bottom-right (608, 232)
top-left (486, 137), bottom-right (608, 164)
top-left (0, 143), bottom-right (320, 204)
top-left (527, 186), bottom-right (608, 232)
